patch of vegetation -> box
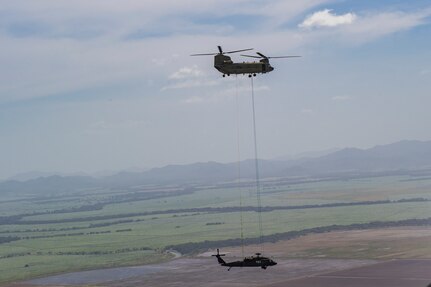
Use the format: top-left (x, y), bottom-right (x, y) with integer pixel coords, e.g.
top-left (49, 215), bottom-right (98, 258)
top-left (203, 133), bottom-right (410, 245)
top-left (115, 229), bottom-right (132, 232)
top-left (0, 236), bottom-right (20, 244)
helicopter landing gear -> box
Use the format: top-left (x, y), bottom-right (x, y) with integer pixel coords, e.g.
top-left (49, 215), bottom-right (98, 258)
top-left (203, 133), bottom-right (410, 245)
top-left (253, 73), bottom-right (257, 77)
top-left (248, 74), bottom-right (252, 78)
top-left (223, 74), bottom-right (226, 77)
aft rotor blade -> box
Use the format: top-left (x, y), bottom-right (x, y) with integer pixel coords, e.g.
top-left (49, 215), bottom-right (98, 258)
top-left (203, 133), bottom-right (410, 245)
top-left (224, 48), bottom-right (254, 54)
top-left (240, 54), bottom-right (262, 58)
top-left (190, 53), bottom-right (217, 56)
top-left (268, 56), bottom-right (301, 59)
top-left (256, 52), bottom-right (301, 59)
top-left (256, 52), bottom-right (268, 58)
top-left (218, 46), bottom-right (223, 53)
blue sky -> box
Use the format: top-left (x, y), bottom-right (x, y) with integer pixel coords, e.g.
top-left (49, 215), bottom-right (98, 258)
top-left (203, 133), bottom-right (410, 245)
top-left (0, 0), bottom-right (430, 179)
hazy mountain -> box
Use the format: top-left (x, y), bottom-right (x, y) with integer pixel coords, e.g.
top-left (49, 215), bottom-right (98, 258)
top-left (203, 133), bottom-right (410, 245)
top-left (0, 175), bottom-right (99, 197)
top-left (101, 140), bottom-right (431, 183)
top-left (298, 140), bottom-right (431, 174)
top-left (7, 171), bottom-right (90, 182)
top-left (274, 147), bottom-right (341, 161)
top-left (2, 140), bottom-right (431, 195)
top-left (7, 171), bottom-right (60, 182)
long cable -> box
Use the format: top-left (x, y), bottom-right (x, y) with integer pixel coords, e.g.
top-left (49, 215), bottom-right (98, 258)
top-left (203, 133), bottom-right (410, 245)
top-left (235, 75), bottom-right (245, 258)
top-left (251, 76), bottom-right (264, 254)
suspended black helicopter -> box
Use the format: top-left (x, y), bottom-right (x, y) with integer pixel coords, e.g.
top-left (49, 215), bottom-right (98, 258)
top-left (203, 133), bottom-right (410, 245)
top-left (191, 46), bottom-right (300, 77)
top-left (212, 249), bottom-right (277, 271)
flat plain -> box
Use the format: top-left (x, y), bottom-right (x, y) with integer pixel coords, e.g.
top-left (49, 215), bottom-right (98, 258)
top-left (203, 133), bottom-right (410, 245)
top-left (1, 174), bottom-right (431, 284)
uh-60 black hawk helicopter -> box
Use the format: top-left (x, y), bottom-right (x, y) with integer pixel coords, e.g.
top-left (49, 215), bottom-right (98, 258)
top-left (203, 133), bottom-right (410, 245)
top-left (191, 46), bottom-right (300, 77)
top-left (212, 249), bottom-right (277, 271)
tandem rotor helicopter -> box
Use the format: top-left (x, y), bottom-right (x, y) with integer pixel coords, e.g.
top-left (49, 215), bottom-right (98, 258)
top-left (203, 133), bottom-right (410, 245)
top-left (191, 46), bottom-right (300, 77)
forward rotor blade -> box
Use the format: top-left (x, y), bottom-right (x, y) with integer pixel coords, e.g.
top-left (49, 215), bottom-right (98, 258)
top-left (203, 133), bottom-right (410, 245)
top-left (190, 53), bottom-right (217, 56)
top-left (224, 48), bottom-right (254, 54)
top-left (218, 46), bottom-right (223, 53)
top-left (240, 54), bottom-right (262, 58)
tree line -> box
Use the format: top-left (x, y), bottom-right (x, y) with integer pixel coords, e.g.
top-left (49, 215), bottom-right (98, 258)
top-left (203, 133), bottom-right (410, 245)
top-left (165, 217), bottom-right (431, 254)
top-left (2, 197), bottom-right (428, 225)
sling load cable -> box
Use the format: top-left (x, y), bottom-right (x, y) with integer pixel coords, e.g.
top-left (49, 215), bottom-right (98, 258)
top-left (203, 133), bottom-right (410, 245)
top-left (250, 76), bottom-right (264, 254)
top-left (235, 75), bottom-right (245, 258)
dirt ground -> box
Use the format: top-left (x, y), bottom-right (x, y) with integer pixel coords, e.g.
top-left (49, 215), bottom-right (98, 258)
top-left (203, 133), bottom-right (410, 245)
top-left (218, 227), bottom-right (431, 259)
top-left (266, 259), bottom-right (431, 287)
top-left (7, 227), bottom-right (431, 287)
top-left (10, 258), bottom-right (431, 287)
top-left (15, 258), bottom-right (374, 287)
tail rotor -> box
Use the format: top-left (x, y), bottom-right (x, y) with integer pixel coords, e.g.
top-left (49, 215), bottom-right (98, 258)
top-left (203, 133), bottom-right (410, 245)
top-left (212, 249), bottom-right (227, 265)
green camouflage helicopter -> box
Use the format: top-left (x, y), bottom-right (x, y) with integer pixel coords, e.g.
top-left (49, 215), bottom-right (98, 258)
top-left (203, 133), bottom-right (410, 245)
top-left (191, 46), bottom-right (300, 77)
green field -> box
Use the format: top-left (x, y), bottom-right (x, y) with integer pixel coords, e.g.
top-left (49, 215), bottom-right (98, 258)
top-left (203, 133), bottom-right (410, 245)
top-left (0, 174), bottom-right (430, 283)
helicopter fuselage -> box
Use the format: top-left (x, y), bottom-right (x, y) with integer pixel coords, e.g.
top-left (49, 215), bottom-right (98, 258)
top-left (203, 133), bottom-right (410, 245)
top-left (221, 256), bottom-right (277, 269)
top-left (213, 249), bottom-right (277, 271)
top-left (214, 54), bottom-right (274, 76)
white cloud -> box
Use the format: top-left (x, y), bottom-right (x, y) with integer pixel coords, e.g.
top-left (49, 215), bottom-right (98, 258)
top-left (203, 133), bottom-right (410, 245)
top-left (0, 37), bottom-right (164, 103)
top-left (2, 1), bottom-right (431, 179)
top-left (342, 10), bottom-right (431, 43)
top-left (182, 96), bottom-right (204, 104)
top-left (85, 119), bottom-right (149, 134)
top-left (301, 108), bottom-right (314, 114)
top-left (299, 9), bottom-right (357, 28)
top-left (219, 83), bottom-right (270, 95)
top-left (169, 65), bottom-right (204, 79)
top-left (0, 1), bottom-right (327, 104)
top-left (162, 79), bottom-right (218, 90)
top-left (0, 1), bottom-right (429, 105)
top-left (179, 78), bottom-right (270, 104)
top-left (298, 8), bottom-right (431, 45)
top-left (420, 69), bottom-right (430, 76)
top-left (162, 65), bottom-right (219, 90)
top-left (332, 95), bottom-right (352, 101)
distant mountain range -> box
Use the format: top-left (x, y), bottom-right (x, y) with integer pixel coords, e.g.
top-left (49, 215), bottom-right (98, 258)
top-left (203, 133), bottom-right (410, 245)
top-left (2, 140), bottom-right (431, 195)
top-left (283, 140), bottom-right (431, 175)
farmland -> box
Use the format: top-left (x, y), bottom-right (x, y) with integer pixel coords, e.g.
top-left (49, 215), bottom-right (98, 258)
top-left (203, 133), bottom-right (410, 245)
top-left (0, 174), bottom-right (431, 284)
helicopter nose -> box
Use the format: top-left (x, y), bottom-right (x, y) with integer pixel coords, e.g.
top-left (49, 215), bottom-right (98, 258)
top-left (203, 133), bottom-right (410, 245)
top-left (269, 66), bottom-right (274, 71)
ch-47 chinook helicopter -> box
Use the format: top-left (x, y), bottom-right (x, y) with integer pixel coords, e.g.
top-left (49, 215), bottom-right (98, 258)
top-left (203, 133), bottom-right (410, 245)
top-left (191, 46), bottom-right (300, 77)
top-left (212, 249), bottom-right (277, 271)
